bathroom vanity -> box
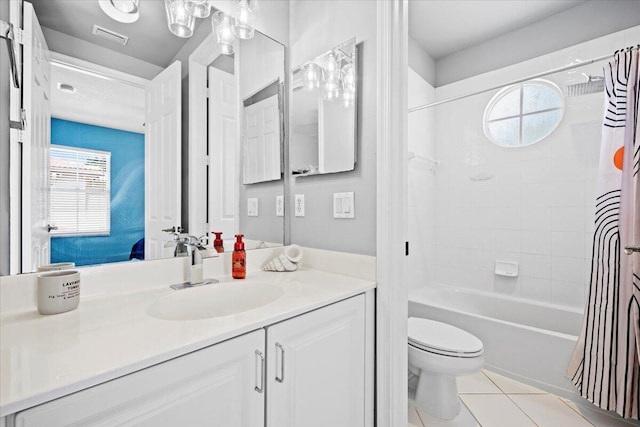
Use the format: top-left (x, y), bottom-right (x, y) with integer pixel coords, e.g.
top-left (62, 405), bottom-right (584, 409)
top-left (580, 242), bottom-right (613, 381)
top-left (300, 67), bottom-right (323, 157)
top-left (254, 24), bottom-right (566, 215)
top-left (0, 249), bottom-right (376, 426)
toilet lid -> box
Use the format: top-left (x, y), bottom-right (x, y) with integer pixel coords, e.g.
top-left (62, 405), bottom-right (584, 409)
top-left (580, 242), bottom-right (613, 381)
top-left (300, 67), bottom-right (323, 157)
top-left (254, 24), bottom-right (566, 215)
top-left (408, 317), bottom-right (483, 358)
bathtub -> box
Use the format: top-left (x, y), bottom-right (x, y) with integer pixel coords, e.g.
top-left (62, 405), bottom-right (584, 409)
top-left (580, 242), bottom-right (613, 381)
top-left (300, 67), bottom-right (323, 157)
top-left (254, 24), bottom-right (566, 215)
top-left (408, 285), bottom-right (584, 397)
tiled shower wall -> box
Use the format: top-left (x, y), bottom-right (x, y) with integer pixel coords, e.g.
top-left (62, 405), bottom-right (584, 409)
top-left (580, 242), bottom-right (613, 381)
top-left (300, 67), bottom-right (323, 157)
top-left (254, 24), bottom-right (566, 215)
top-left (408, 25), bottom-right (640, 308)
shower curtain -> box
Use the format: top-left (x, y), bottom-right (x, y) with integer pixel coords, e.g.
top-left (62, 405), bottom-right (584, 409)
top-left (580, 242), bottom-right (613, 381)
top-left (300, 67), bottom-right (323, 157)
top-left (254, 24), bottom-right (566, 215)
top-left (567, 47), bottom-right (640, 420)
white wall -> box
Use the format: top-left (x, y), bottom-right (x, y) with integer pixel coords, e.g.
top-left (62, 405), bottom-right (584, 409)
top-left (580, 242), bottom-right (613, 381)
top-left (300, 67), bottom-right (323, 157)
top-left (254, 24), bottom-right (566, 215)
top-left (407, 68), bottom-right (435, 294)
top-left (423, 26), bottom-right (640, 308)
top-left (288, 0), bottom-right (377, 255)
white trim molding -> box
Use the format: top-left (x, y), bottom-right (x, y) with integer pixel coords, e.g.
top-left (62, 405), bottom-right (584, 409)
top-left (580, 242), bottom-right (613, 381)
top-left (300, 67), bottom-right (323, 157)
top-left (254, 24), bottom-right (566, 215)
top-left (376, 0), bottom-right (408, 426)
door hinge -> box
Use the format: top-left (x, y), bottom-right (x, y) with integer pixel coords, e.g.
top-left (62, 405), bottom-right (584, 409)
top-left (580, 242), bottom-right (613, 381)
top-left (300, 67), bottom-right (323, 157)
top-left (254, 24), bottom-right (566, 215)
top-left (204, 87), bottom-right (210, 98)
top-left (9, 108), bottom-right (26, 131)
top-left (204, 155), bottom-right (210, 166)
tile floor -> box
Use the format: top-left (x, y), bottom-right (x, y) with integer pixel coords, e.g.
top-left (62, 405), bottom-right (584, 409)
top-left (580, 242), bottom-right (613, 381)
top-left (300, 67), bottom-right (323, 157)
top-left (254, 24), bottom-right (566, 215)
top-left (408, 370), bottom-right (637, 427)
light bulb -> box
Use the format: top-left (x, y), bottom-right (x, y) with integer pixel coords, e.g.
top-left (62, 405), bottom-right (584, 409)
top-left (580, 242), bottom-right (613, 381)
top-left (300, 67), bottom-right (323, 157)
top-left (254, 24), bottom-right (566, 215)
top-left (185, 0), bottom-right (210, 18)
top-left (302, 63), bottom-right (320, 91)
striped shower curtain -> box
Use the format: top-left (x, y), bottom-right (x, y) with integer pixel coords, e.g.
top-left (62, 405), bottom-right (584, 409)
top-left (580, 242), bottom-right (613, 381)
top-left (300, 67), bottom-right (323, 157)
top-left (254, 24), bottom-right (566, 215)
top-left (567, 47), bottom-right (640, 420)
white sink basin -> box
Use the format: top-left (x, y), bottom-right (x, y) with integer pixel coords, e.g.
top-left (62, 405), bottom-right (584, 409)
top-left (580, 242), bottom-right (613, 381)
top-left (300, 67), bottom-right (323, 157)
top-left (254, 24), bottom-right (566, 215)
top-left (147, 282), bottom-right (283, 321)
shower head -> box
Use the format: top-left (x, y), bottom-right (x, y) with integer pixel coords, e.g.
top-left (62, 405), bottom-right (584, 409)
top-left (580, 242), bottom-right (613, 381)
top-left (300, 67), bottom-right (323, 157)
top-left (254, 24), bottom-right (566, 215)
top-left (564, 74), bottom-right (604, 97)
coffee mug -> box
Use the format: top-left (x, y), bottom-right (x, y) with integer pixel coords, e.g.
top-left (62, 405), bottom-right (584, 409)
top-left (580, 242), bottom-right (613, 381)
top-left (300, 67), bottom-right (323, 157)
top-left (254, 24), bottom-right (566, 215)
top-left (37, 270), bottom-right (81, 315)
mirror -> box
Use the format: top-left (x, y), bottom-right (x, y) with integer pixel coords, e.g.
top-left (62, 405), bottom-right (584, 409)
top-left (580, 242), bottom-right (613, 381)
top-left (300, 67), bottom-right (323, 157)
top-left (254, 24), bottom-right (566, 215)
top-left (290, 38), bottom-right (357, 177)
top-left (11, 0), bottom-right (286, 272)
top-left (239, 32), bottom-right (284, 185)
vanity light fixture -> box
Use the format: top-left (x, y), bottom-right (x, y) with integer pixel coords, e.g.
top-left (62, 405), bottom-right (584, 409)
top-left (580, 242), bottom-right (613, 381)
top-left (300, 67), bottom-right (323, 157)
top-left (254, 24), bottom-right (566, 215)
top-left (323, 51), bottom-right (341, 101)
top-left (341, 62), bottom-right (356, 107)
top-left (302, 63), bottom-right (321, 91)
top-left (231, 0), bottom-right (258, 39)
top-left (98, 0), bottom-right (139, 23)
top-left (185, 0), bottom-right (211, 19)
top-left (211, 11), bottom-right (235, 54)
top-left (165, 0), bottom-right (196, 38)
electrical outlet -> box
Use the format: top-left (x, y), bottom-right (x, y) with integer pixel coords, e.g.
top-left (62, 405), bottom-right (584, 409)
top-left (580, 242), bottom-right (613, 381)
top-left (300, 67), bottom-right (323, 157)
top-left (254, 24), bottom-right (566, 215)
top-left (276, 195), bottom-right (284, 217)
top-left (247, 198), bottom-right (259, 217)
top-left (294, 194), bottom-right (305, 217)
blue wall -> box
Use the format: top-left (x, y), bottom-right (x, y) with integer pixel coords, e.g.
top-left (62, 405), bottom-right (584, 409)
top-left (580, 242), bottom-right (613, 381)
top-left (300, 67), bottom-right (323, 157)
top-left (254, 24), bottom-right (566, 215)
top-left (51, 119), bottom-right (144, 266)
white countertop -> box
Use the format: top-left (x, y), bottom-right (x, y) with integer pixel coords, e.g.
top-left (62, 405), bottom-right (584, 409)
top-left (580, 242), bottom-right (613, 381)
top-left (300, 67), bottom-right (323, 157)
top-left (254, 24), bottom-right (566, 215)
top-left (0, 268), bottom-right (375, 417)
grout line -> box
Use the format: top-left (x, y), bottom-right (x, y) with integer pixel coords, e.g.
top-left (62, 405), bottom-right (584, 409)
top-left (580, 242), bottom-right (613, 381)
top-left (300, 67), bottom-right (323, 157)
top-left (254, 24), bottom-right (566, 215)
top-left (481, 369), bottom-right (508, 394)
top-left (558, 397), bottom-right (596, 426)
top-left (504, 393), bottom-right (541, 427)
top-left (413, 404), bottom-right (427, 427)
top-left (459, 396), bottom-right (484, 427)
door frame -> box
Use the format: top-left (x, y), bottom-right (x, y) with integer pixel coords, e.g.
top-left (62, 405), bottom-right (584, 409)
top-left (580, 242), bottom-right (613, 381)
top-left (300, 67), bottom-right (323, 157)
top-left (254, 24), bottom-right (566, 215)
top-left (376, 1), bottom-right (408, 426)
top-left (187, 34), bottom-right (228, 240)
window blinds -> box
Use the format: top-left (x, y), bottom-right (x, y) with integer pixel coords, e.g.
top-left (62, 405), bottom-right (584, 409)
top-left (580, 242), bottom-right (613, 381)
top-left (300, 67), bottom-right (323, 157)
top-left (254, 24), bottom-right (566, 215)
top-left (50, 145), bottom-right (111, 236)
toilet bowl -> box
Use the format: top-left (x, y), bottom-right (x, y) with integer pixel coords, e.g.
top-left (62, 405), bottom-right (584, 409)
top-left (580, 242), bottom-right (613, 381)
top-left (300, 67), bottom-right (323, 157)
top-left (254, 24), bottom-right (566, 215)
top-left (408, 317), bottom-right (484, 420)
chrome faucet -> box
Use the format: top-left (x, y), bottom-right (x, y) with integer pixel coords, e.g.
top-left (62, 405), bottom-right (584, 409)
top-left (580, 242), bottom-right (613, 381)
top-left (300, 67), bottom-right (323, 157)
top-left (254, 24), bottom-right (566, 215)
top-left (163, 228), bottom-right (220, 290)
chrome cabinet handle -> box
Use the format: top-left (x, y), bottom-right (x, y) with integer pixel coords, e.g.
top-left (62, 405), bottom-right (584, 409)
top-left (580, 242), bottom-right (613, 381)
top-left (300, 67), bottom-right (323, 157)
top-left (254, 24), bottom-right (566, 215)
top-left (254, 350), bottom-right (265, 393)
top-left (624, 245), bottom-right (640, 255)
top-left (275, 343), bottom-right (285, 383)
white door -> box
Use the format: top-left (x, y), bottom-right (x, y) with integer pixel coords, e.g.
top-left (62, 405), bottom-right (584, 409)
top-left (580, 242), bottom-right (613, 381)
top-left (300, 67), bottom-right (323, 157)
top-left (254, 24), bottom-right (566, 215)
top-left (243, 93), bottom-right (281, 184)
top-left (145, 61), bottom-right (181, 260)
top-left (21, 2), bottom-right (51, 273)
top-left (208, 66), bottom-right (237, 239)
top-left (266, 295), bottom-right (366, 427)
top-left (15, 330), bottom-right (266, 426)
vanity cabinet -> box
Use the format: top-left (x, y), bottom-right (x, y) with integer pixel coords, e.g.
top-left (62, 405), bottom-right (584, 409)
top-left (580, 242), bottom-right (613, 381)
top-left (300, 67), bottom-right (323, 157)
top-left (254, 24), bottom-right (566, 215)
top-left (13, 330), bottom-right (266, 427)
top-left (9, 295), bottom-right (367, 427)
top-left (266, 294), bottom-right (365, 427)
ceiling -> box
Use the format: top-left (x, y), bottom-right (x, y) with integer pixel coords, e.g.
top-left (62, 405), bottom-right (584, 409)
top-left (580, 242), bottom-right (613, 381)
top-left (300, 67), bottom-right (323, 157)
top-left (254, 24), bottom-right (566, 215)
top-left (408, 0), bottom-right (586, 60)
top-left (51, 64), bottom-right (145, 133)
top-left (30, 0), bottom-right (205, 68)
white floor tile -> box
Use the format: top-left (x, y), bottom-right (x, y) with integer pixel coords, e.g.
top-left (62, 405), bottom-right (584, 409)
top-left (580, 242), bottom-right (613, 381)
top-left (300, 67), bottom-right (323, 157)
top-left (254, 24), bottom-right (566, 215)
top-left (484, 370), bottom-right (546, 394)
top-left (510, 394), bottom-right (594, 427)
top-left (561, 398), bottom-right (639, 427)
top-left (460, 394), bottom-right (536, 427)
top-left (409, 402), bottom-right (425, 427)
top-left (415, 400), bottom-right (480, 427)
top-left (457, 371), bottom-right (503, 394)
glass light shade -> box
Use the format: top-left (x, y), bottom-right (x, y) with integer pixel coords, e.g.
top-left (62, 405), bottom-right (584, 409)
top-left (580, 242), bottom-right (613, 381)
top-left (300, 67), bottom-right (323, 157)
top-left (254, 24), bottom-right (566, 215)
top-left (165, 0), bottom-right (195, 38)
top-left (324, 75), bottom-right (340, 101)
top-left (211, 11), bottom-right (235, 55)
top-left (185, 0), bottom-right (210, 19)
top-left (302, 63), bottom-right (321, 91)
top-left (231, 0), bottom-right (258, 39)
top-left (341, 62), bottom-right (355, 92)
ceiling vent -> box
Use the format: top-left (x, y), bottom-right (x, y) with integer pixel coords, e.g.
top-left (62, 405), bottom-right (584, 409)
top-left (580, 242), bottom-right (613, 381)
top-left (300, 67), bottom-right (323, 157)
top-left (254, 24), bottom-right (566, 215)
top-left (91, 25), bottom-right (129, 46)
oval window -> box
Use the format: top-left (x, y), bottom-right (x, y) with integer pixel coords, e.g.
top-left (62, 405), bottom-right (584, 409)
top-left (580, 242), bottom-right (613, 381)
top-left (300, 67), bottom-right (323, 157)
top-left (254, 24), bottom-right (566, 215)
top-left (483, 79), bottom-right (564, 147)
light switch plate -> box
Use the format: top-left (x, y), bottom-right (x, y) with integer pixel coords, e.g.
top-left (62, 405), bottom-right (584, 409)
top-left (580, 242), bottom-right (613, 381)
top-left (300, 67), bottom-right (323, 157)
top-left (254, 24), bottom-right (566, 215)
top-left (333, 192), bottom-right (355, 218)
top-left (276, 195), bottom-right (284, 217)
top-left (294, 194), bottom-right (305, 217)
top-left (247, 198), bottom-right (259, 217)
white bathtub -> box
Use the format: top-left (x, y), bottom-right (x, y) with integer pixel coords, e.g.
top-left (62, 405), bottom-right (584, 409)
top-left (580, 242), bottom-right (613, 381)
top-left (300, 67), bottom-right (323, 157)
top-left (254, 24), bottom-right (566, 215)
top-left (408, 286), bottom-right (584, 397)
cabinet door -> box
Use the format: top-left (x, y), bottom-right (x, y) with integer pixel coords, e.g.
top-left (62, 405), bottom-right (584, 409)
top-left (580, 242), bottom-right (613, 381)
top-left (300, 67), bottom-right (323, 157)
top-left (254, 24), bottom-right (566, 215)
top-left (15, 330), bottom-right (265, 427)
top-left (266, 295), bottom-right (365, 427)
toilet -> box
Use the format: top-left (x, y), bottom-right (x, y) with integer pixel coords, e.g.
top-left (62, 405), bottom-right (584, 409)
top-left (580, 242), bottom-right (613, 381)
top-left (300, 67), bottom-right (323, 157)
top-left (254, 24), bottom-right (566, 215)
top-left (408, 317), bottom-right (484, 420)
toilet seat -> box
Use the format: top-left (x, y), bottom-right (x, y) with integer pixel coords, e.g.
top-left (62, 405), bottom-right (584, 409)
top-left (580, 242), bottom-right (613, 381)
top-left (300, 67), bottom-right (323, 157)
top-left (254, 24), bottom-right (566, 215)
top-left (408, 317), bottom-right (483, 358)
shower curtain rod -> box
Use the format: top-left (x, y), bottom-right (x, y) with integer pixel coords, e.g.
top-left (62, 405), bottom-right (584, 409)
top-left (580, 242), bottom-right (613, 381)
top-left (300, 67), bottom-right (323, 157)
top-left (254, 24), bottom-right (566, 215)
top-left (408, 51), bottom-right (613, 113)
